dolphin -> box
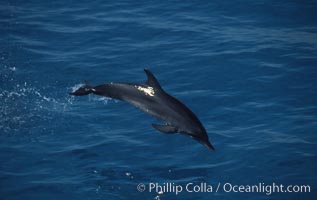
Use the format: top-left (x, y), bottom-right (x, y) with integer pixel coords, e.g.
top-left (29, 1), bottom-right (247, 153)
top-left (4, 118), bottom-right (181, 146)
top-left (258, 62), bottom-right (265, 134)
top-left (70, 69), bottom-right (215, 151)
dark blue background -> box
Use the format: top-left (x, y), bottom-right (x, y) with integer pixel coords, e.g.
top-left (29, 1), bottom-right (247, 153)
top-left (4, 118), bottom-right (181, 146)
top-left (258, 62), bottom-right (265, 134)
top-left (1, 1), bottom-right (317, 199)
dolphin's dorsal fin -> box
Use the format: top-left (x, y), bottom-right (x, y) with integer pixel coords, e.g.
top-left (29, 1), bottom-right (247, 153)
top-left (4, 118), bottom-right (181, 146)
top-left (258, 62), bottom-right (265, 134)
top-left (144, 69), bottom-right (162, 90)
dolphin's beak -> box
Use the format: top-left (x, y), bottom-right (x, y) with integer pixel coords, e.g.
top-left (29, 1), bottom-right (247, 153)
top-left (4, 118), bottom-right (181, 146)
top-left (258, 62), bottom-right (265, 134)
top-left (203, 140), bottom-right (215, 151)
top-left (187, 134), bottom-right (216, 152)
top-left (192, 136), bottom-right (215, 152)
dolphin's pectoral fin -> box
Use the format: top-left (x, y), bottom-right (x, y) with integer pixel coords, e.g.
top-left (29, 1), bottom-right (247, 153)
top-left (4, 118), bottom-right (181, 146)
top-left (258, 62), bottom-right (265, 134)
top-left (151, 124), bottom-right (177, 134)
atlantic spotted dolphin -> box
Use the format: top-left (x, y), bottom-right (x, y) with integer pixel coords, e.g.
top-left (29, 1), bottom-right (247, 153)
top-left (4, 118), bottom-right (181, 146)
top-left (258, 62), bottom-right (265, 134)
top-left (70, 69), bottom-right (215, 151)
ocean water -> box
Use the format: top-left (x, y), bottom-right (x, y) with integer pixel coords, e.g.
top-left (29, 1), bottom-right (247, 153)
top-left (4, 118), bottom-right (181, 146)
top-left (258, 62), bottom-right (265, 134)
top-left (1, 0), bottom-right (317, 199)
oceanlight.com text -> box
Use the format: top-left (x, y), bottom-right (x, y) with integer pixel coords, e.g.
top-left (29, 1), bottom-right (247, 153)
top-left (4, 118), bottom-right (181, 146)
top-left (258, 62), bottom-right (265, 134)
top-left (136, 182), bottom-right (311, 196)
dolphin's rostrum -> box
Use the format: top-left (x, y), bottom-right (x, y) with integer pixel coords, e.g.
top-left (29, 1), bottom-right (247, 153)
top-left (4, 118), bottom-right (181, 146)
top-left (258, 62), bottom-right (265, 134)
top-left (70, 69), bottom-right (215, 152)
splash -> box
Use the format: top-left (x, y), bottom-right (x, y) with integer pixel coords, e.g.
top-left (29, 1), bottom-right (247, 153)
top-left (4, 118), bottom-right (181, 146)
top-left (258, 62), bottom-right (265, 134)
top-left (70, 83), bottom-right (85, 93)
top-left (90, 96), bottom-right (111, 104)
top-left (0, 63), bottom-right (116, 135)
top-left (0, 66), bottom-right (75, 134)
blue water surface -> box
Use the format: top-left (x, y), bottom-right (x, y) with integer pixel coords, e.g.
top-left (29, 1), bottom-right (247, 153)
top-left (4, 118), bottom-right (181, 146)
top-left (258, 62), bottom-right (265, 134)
top-left (1, 1), bottom-right (317, 199)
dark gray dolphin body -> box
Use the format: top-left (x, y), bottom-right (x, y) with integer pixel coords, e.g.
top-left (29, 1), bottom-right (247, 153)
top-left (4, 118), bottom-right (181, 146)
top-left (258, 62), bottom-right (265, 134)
top-left (70, 69), bottom-right (215, 151)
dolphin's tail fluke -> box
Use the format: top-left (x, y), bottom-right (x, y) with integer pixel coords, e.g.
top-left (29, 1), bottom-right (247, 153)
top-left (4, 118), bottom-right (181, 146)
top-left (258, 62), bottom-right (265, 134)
top-left (69, 84), bottom-right (95, 96)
